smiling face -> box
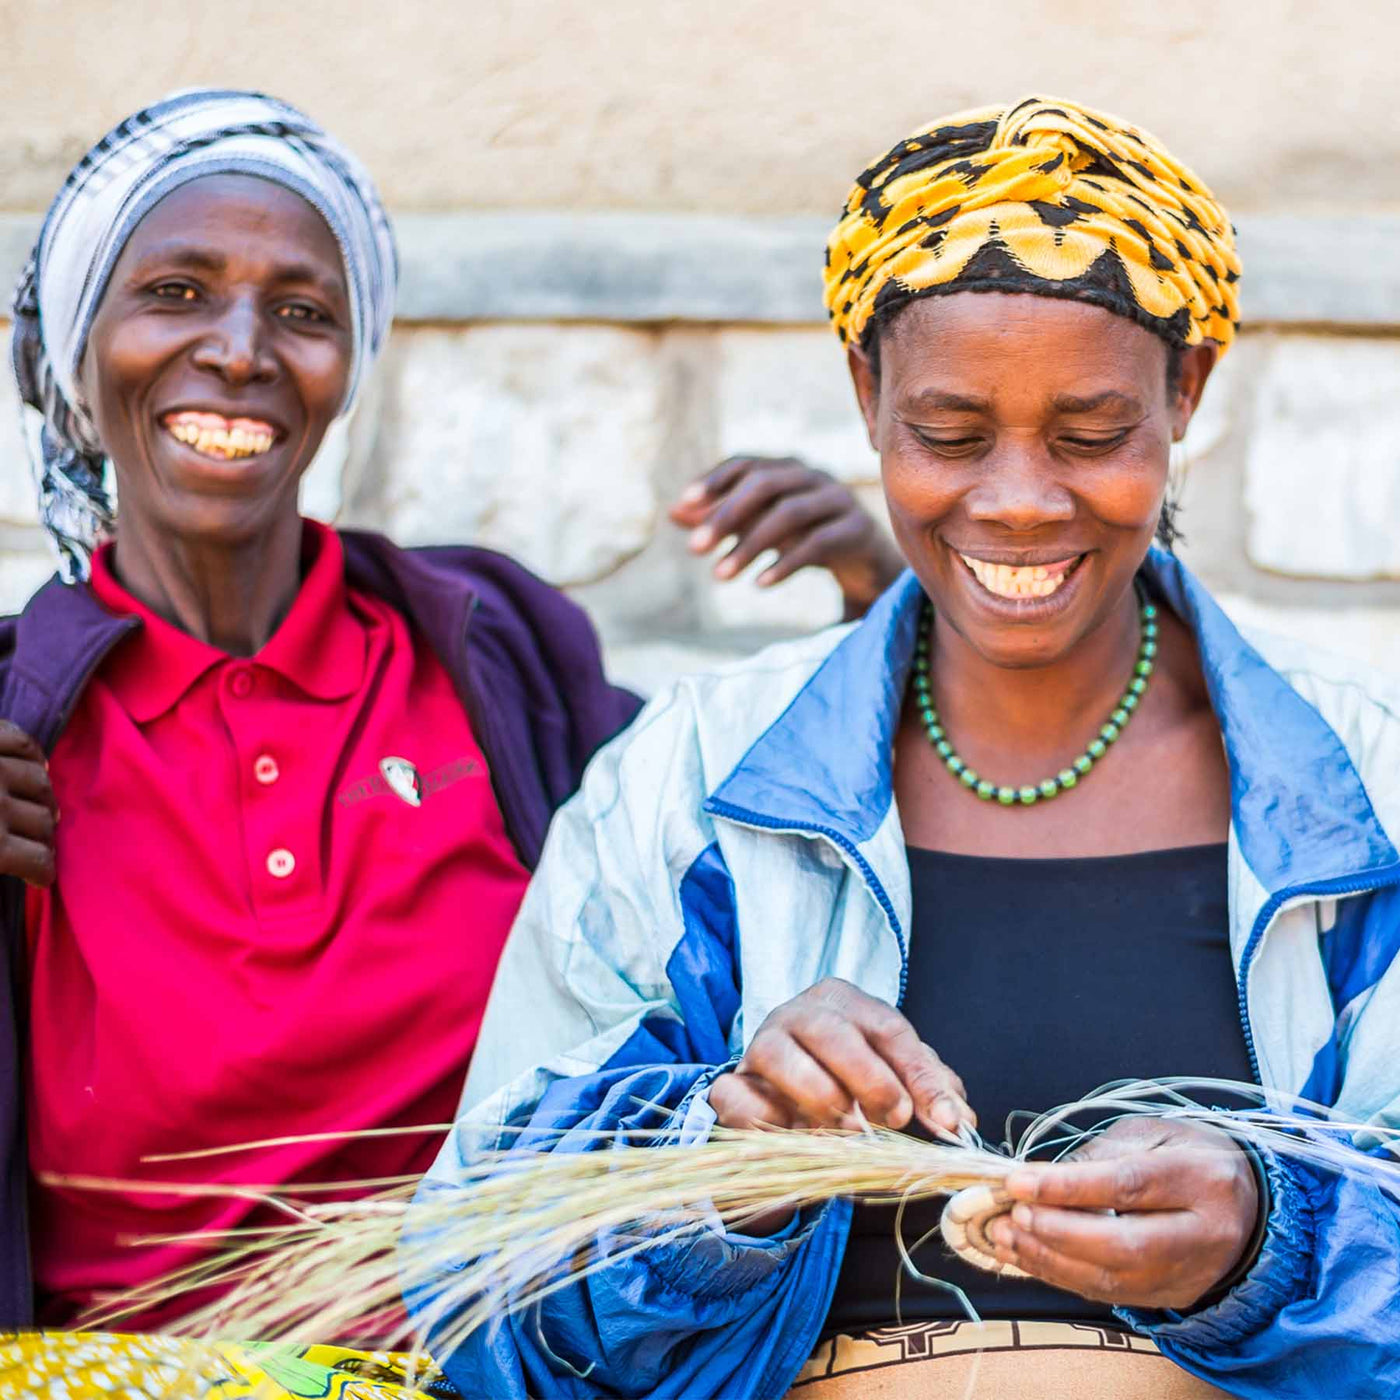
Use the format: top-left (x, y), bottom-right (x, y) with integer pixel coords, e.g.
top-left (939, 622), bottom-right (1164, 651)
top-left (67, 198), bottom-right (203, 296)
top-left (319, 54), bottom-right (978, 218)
top-left (850, 293), bottom-right (1215, 671)
top-left (77, 173), bottom-right (352, 549)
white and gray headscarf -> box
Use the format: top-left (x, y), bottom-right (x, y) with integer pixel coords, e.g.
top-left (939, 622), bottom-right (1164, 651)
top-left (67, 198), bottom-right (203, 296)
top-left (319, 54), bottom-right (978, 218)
top-left (10, 88), bottom-right (398, 580)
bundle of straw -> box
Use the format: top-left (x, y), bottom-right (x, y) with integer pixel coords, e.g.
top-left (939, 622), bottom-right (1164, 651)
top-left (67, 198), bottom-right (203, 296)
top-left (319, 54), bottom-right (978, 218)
top-left (62, 1077), bottom-right (1400, 1369)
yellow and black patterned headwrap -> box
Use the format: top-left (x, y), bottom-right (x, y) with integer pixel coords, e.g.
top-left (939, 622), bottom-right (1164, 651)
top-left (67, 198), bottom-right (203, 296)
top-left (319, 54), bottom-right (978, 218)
top-left (824, 96), bottom-right (1240, 355)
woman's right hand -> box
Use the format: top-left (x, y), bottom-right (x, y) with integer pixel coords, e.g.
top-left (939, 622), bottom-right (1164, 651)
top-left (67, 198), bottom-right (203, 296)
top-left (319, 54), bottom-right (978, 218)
top-left (0, 721), bottom-right (57, 887)
top-left (710, 977), bottom-right (974, 1135)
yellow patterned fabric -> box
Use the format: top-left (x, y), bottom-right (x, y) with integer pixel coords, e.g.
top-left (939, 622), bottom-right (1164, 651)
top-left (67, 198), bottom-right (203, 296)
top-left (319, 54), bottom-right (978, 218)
top-left (824, 96), bottom-right (1240, 353)
top-left (0, 1331), bottom-right (452, 1399)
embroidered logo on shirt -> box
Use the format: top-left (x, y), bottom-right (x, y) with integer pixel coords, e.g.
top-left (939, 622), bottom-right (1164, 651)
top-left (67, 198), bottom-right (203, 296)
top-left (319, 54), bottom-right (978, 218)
top-left (337, 757), bottom-right (478, 809)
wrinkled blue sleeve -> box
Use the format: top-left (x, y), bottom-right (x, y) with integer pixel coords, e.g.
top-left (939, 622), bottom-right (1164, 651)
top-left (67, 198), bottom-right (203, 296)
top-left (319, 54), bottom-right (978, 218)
top-left (1119, 1147), bottom-right (1400, 1397)
top-left (411, 1061), bottom-right (849, 1400)
top-left (402, 739), bottom-right (851, 1400)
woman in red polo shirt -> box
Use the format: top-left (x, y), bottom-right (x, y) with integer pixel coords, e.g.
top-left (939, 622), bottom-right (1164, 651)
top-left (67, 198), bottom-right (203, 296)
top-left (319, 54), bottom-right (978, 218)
top-left (0, 89), bottom-right (901, 1372)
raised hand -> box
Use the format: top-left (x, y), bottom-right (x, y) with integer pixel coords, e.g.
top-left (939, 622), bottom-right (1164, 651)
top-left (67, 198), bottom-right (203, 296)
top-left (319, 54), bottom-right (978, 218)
top-left (670, 456), bottom-right (904, 619)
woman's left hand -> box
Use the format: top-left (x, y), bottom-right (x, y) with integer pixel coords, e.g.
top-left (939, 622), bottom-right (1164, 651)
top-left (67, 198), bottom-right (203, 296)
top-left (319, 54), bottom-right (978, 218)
top-left (988, 1117), bottom-right (1261, 1311)
top-left (669, 456), bottom-right (904, 619)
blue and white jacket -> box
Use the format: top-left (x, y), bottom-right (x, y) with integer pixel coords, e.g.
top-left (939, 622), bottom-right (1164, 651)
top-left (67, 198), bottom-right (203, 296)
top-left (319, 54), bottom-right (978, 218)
top-left (416, 551), bottom-right (1400, 1400)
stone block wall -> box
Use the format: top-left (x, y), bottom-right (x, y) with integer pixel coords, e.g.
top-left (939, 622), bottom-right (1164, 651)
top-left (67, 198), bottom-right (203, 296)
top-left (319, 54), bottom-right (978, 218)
top-left (1, 214), bottom-right (1398, 696)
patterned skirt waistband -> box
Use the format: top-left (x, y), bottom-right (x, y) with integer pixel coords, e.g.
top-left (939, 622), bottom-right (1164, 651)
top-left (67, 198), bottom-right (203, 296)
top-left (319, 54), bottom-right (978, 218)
top-left (789, 1319), bottom-right (1234, 1399)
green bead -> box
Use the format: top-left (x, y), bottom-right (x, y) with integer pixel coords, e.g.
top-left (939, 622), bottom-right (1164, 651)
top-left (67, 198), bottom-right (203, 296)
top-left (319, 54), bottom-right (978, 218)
top-left (907, 594), bottom-right (1154, 805)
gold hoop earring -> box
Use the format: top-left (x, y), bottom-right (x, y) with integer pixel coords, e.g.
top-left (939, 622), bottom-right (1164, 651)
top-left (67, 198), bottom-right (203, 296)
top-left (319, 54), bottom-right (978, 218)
top-left (1167, 440), bottom-right (1189, 512)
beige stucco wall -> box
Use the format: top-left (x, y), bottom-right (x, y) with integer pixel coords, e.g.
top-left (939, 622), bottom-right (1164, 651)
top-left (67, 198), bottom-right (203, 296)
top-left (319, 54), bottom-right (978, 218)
top-left (1, 3), bottom-right (1398, 692)
top-left (2, 1), bottom-right (1398, 216)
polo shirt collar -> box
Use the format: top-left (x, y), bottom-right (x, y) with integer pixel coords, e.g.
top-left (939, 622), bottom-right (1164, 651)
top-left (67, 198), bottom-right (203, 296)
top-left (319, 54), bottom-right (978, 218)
top-left (90, 521), bottom-right (366, 722)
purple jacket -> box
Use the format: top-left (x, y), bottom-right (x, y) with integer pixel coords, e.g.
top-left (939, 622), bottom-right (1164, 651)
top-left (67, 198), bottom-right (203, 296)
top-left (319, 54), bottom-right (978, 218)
top-left (0, 529), bottom-right (641, 1325)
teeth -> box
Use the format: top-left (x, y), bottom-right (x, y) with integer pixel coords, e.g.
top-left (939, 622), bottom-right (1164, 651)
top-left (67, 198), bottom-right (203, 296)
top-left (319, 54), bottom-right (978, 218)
top-left (163, 415), bottom-right (276, 461)
top-left (960, 554), bottom-right (1078, 600)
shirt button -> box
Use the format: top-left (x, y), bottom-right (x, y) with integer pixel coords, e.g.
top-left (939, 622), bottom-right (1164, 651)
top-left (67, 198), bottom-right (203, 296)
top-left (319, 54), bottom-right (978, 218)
top-left (266, 848), bottom-right (296, 879)
top-left (254, 754), bottom-right (280, 785)
top-left (230, 669), bottom-right (254, 699)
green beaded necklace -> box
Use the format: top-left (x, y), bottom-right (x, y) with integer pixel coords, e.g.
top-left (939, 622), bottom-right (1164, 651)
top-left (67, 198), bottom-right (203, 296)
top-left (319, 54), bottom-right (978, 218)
top-left (911, 591), bottom-right (1158, 807)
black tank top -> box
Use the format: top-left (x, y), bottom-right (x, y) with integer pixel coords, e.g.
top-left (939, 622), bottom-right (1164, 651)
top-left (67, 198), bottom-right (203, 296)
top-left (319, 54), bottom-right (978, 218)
top-left (825, 843), bottom-right (1253, 1334)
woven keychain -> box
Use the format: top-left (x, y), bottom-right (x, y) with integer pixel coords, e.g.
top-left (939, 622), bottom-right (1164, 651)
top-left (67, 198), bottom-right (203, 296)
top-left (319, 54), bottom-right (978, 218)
top-left (940, 1185), bottom-right (1029, 1277)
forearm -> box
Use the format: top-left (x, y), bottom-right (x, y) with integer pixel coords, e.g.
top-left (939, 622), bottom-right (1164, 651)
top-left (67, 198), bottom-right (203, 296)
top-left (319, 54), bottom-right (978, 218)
top-left (423, 1064), bottom-right (846, 1399)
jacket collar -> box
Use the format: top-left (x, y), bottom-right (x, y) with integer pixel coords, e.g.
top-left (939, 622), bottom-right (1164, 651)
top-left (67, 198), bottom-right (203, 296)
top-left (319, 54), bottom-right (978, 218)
top-left (6, 578), bottom-right (136, 751)
top-left (709, 548), bottom-right (1398, 896)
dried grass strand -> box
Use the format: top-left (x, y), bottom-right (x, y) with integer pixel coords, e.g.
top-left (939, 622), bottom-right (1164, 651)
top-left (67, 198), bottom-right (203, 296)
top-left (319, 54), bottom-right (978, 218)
top-left (79, 1076), bottom-right (1400, 1368)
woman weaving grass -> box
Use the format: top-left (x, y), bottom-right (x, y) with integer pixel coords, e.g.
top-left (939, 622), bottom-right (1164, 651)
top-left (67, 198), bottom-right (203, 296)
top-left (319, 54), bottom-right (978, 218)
top-left (0, 90), bottom-right (902, 1397)
top-left (411, 98), bottom-right (1400, 1398)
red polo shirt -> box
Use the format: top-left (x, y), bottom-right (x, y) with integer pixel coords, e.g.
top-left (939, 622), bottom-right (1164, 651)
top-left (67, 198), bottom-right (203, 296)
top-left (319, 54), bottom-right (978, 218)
top-left (26, 522), bottom-right (530, 1326)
